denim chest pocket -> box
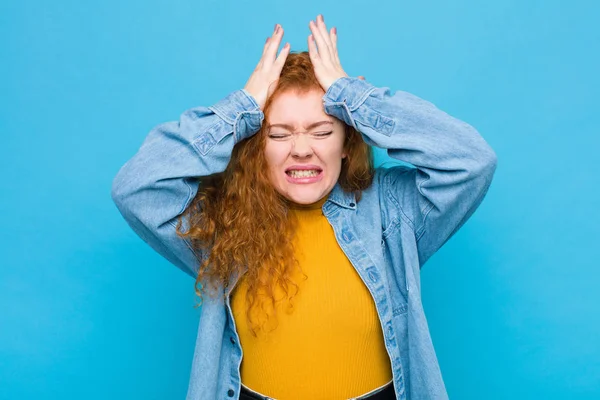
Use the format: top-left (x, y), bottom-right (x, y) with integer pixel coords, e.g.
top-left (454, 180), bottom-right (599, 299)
top-left (389, 272), bottom-right (409, 317)
top-left (381, 237), bottom-right (409, 315)
top-left (392, 299), bottom-right (408, 317)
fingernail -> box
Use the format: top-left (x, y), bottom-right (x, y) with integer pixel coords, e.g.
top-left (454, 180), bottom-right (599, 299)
top-left (274, 24), bottom-right (278, 32)
top-left (266, 37), bottom-right (270, 43)
top-left (333, 27), bottom-right (337, 34)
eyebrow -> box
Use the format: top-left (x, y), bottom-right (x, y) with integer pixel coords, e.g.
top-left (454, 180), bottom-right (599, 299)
top-left (267, 121), bottom-right (333, 131)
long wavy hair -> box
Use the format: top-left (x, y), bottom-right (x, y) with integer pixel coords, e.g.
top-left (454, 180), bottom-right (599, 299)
top-left (176, 51), bottom-right (375, 336)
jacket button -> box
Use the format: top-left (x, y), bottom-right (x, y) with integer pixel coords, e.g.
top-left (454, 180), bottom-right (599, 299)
top-left (387, 326), bottom-right (394, 339)
top-left (230, 337), bottom-right (235, 345)
top-left (227, 389), bottom-right (235, 397)
top-left (342, 231), bottom-right (351, 242)
top-left (349, 202), bottom-right (355, 207)
top-left (368, 270), bottom-right (378, 283)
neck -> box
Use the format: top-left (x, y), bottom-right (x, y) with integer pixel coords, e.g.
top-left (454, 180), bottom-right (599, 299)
top-left (287, 196), bottom-right (328, 210)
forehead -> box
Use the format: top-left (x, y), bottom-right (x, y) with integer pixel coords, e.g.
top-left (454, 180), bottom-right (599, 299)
top-left (267, 89), bottom-right (332, 127)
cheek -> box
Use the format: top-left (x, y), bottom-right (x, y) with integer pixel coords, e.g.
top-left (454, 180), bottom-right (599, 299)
top-left (264, 144), bottom-right (288, 177)
top-left (319, 142), bottom-right (345, 165)
top-left (264, 145), bottom-right (281, 166)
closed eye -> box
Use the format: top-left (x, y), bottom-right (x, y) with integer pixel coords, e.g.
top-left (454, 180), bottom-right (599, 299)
top-left (313, 131), bottom-right (333, 137)
top-left (268, 134), bottom-right (290, 139)
top-left (268, 131), bottom-right (333, 140)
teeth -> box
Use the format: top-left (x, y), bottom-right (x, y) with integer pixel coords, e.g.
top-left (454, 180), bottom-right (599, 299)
top-left (289, 169), bottom-right (320, 178)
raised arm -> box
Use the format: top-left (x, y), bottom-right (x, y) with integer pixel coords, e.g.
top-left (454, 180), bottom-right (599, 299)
top-left (325, 78), bottom-right (497, 267)
top-left (308, 14), bottom-right (497, 268)
top-left (111, 24), bottom-right (290, 278)
top-left (110, 92), bottom-right (262, 278)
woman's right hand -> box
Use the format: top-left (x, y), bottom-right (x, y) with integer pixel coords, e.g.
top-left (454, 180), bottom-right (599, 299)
top-left (244, 24), bottom-right (290, 110)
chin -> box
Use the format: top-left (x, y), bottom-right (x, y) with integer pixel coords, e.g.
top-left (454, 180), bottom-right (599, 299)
top-left (289, 197), bottom-right (317, 205)
top-left (284, 189), bottom-right (327, 205)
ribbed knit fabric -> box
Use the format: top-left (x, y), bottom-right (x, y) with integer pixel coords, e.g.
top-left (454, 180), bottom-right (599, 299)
top-left (230, 196), bottom-right (393, 399)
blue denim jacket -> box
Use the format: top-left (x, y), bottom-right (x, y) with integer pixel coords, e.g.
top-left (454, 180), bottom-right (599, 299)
top-left (111, 77), bottom-right (497, 400)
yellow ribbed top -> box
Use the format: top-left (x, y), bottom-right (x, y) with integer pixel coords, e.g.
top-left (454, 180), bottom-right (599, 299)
top-left (230, 197), bottom-right (392, 399)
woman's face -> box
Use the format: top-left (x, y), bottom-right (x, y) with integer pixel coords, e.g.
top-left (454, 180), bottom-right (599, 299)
top-left (264, 89), bottom-right (347, 205)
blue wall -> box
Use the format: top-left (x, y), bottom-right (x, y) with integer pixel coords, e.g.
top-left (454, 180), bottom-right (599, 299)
top-left (1, 0), bottom-right (598, 398)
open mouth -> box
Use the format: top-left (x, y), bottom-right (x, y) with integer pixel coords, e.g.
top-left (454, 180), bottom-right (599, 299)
top-left (285, 169), bottom-right (322, 179)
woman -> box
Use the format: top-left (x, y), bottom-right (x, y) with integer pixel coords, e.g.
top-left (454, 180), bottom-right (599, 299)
top-left (111, 15), bottom-right (497, 400)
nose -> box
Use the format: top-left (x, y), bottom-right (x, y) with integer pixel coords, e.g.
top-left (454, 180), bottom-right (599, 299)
top-left (291, 134), bottom-right (313, 158)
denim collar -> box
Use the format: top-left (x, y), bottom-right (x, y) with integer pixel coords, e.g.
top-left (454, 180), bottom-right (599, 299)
top-left (326, 182), bottom-right (357, 210)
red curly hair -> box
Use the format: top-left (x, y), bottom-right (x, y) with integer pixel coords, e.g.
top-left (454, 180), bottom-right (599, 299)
top-left (176, 51), bottom-right (375, 336)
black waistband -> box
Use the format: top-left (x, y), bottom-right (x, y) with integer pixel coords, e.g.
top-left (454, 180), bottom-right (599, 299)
top-left (239, 381), bottom-right (396, 400)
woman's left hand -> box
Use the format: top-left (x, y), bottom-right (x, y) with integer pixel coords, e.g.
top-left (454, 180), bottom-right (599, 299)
top-left (308, 14), bottom-right (349, 93)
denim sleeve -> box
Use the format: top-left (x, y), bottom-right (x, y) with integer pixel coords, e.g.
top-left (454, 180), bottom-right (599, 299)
top-left (111, 89), bottom-right (264, 278)
top-left (323, 77), bottom-right (498, 267)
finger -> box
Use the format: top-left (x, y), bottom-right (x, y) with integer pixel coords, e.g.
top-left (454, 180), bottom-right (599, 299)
top-left (330, 27), bottom-right (340, 63)
top-left (309, 20), bottom-right (332, 60)
top-left (316, 15), bottom-right (334, 51)
top-left (330, 27), bottom-right (337, 49)
top-left (264, 24), bottom-right (284, 64)
top-left (309, 18), bottom-right (332, 59)
top-left (307, 34), bottom-right (320, 64)
top-left (358, 76), bottom-right (365, 80)
top-left (257, 26), bottom-right (277, 68)
top-left (265, 24), bottom-right (284, 61)
top-left (261, 37), bottom-right (271, 57)
top-left (274, 42), bottom-right (291, 69)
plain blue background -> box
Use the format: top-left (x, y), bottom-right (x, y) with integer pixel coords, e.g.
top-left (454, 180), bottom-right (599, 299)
top-left (1, 0), bottom-right (599, 398)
